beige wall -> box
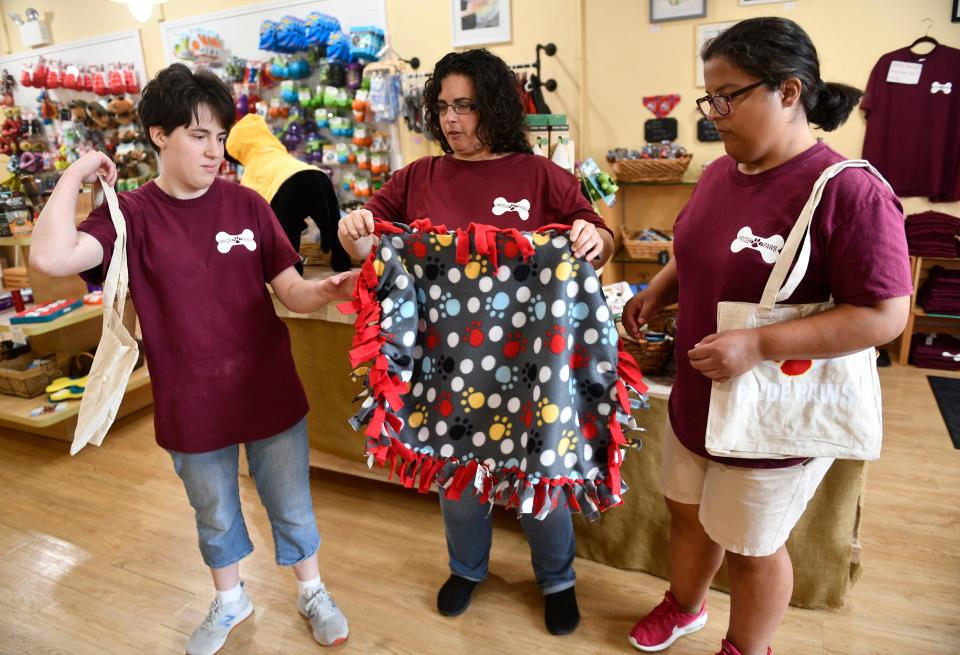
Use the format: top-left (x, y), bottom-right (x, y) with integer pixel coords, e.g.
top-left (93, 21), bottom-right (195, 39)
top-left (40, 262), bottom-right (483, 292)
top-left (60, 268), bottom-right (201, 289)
top-left (1, 0), bottom-right (958, 214)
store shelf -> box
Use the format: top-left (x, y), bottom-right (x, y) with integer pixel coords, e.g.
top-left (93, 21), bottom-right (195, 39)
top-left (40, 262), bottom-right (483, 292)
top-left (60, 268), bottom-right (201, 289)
top-left (912, 307), bottom-right (960, 320)
top-left (0, 366), bottom-right (151, 439)
top-left (0, 304), bottom-right (102, 336)
top-left (612, 248), bottom-right (665, 264)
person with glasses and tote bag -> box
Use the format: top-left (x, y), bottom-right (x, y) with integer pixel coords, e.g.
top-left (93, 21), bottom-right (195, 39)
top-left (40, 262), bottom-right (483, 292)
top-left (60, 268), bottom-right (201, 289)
top-left (621, 17), bottom-right (912, 655)
top-left (338, 48), bottom-right (613, 636)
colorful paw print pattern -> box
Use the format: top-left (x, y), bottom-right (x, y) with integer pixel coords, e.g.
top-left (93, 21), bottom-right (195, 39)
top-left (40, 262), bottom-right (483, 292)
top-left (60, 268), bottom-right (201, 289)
top-left (349, 223), bottom-right (647, 520)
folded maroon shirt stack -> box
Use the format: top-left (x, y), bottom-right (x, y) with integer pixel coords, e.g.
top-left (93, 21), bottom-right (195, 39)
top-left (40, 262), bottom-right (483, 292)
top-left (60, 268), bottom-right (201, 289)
top-left (918, 266), bottom-right (960, 316)
top-left (911, 333), bottom-right (960, 370)
top-left (904, 211), bottom-right (960, 258)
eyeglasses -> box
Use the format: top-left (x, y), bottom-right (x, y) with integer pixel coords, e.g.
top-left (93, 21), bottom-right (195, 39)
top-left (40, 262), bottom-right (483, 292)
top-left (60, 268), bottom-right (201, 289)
top-left (430, 100), bottom-right (477, 115)
top-left (696, 80), bottom-right (768, 117)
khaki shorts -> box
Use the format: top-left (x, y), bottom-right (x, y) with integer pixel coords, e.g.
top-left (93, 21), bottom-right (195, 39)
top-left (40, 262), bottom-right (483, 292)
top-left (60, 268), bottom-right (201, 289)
top-left (660, 421), bottom-right (833, 557)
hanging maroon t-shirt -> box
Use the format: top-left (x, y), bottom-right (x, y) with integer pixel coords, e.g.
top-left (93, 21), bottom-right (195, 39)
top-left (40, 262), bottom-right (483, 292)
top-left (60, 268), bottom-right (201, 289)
top-left (363, 153), bottom-right (611, 235)
top-left (861, 45), bottom-right (960, 202)
top-left (670, 143), bottom-right (913, 468)
top-left (78, 178), bottom-right (308, 453)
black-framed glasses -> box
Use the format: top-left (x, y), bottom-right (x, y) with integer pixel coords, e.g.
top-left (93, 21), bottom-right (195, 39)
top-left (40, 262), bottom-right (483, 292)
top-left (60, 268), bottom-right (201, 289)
top-left (430, 100), bottom-right (477, 115)
top-left (696, 80), bottom-right (768, 117)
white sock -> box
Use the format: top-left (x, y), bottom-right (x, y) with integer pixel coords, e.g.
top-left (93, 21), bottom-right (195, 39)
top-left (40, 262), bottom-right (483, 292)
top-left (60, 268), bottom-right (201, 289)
top-left (298, 575), bottom-right (322, 597)
top-left (216, 582), bottom-right (242, 604)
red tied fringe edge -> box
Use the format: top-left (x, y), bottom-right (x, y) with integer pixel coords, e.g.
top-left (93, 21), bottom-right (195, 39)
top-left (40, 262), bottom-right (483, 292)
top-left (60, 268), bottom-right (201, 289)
top-left (338, 218), bottom-right (647, 516)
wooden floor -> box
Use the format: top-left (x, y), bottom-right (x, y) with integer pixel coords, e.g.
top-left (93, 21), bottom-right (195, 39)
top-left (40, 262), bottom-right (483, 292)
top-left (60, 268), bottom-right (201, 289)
top-left (0, 364), bottom-right (958, 655)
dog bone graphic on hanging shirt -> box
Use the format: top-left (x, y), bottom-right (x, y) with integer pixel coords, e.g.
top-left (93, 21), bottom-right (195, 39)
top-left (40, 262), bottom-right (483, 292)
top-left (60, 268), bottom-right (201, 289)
top-left (491, 197), bottom-right (532, 220)
top-left (942, 351), bottom-right (960, 362)
top-left (729, 226), bottom-right (785, 264)
top-left (930, 81), bottom-right (953, 94)
top-left (216, 229), bottom-right (258, 254)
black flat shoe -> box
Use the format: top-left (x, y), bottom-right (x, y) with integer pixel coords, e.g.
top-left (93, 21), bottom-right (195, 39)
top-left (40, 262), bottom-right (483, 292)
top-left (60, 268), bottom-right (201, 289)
top-left (544, 586), bottom-right (580, 636)
top-left (437, 575), bottom-right (478, 617)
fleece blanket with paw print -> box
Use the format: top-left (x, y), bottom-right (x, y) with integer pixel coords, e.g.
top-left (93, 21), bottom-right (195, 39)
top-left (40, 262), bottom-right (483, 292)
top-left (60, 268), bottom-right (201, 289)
top-left (339, 219), bottom-right (648, 520)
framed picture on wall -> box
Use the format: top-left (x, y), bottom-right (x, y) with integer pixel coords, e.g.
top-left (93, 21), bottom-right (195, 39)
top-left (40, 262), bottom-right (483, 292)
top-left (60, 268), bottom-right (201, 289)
top-left (650, 0), bottom-right (707, 24)
top-left (451, 0), bottom-right (511, 47)
top-left (695, 21), bottom-right (737, 87)
top-left (953, 0), bottom-right (960, 23)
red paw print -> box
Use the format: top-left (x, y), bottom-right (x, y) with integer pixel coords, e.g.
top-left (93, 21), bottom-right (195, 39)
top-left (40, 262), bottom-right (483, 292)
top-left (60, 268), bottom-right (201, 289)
top-left (546, 325), bottom-right (568, 355)
top-left (581, 413), bottom-right (600, 440)
top-left (780, 360), bottom-right (812, 376)
top-left (410, 234), bottom-right (428, 259)
top-left (433, 391), bottom-right (454, 417)
top-left (425, 325), bottom-right (441, 351)
top-left (503, 239), bottom-right (520, 259)
top-left (464, 320), bottom-right (485, 348)
top-left (520, 400), bottom-right (535, 429)
top-left (503, 332), bottom-right (528, 359)
top-left (570, 344), bottom-right (590, 370)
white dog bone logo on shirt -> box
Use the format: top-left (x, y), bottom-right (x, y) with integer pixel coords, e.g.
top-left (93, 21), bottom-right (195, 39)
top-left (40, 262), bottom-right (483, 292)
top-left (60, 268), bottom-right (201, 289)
top-left (930, 81), bottom-right (953, 94)
top-left (216, 229), bottom-right (257, 254)
top-left (491, 197), bottom-right (532, 220)
top-left (942, 351), bottom-right (960, 362)
top-left (729, 226), bottom-right (785, 264)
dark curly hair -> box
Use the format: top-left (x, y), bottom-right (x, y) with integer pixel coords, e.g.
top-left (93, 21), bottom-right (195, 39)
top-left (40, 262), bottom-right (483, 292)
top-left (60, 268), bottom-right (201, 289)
top-left (702, 17), bottom-right (861, 132)
top-left (423, 49), bottom-right (532, 155)
top-left (138, 63), bottom-right (236, 152)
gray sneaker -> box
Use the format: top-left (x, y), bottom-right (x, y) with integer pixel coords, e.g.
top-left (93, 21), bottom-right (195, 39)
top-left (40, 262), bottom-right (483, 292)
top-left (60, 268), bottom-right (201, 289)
top-left (185, 585), bottom-right (254, 655)
top-left (298, 583), bottom-right (349, 646)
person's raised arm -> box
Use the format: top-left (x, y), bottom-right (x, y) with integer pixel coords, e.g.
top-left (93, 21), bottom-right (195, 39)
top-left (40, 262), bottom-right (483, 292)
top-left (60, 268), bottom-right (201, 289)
top-left (30, 151), bottom-right (116, 277)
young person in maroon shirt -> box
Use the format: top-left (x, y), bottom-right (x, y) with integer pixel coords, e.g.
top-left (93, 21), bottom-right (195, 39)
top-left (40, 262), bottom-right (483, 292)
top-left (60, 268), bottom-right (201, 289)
top-left (621, 18), bottom-right (912, 655)
top-left (31, 65), bottom-right (356, 655)
top-left (339, 49), bottom-right (613, 636)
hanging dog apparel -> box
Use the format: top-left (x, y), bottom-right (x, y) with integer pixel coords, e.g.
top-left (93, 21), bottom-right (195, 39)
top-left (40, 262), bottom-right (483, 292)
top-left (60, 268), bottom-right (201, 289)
top-left (340, 220), bottom-right (648, 520)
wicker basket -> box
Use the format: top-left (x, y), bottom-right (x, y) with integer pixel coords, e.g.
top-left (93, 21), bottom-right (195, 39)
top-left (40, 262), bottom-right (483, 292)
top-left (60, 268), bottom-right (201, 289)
top-left (0, 353), bottom-right (61, 398)
top-left (620, 333), bottom-right (673, 375)
top-left (621, 228), bottom-right (674, 259)
top-left (612, 154), bottom-right (693, 183)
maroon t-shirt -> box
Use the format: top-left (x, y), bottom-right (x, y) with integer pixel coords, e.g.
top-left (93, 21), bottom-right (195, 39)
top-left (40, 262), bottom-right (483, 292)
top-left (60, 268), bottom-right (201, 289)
top-left (670, 143), bottom-right (913, 468)
top-left (861, 45), bottom-right (960, 202)
top-left (363, 153), bottom-right (612, 235)
top-left (78, 178), bottom-right (308, 453)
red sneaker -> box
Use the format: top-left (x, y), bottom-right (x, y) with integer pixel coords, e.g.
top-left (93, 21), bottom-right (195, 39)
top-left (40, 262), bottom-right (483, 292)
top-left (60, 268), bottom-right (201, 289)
top-left (717, 638), bottom-right (773, 655)
top-left (628, 590), bottom-right (708, 652)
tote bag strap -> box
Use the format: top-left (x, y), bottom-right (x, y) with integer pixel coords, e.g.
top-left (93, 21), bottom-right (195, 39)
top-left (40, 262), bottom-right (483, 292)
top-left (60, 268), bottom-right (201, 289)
top-left (96, 175), bottom-right (129, 321)
top-left (759, 159), bottom-right (892, 309)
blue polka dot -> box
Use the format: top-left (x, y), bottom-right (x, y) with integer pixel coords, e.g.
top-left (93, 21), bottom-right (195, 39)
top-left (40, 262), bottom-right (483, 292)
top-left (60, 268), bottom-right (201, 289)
top-left (571, 302), bottom-right (589, 320)
top-left (445, 298), bottom-right (461, 316)
top-left (400, 301), bottom-right (416, 318)
top-left (534, 301), bottom-right (547, 320)
top-left (422, 357), bottom-right (433, 373)
top-left (492, 292), bottom-right (510, 311)
top-left (495, 366), bottom-right (512, 383)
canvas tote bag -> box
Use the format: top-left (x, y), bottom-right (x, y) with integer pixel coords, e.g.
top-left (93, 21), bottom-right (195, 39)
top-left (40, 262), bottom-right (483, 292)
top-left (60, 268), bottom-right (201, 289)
top-left (71, 176), bottom-right (140, 455)
top-left (704, 160), bottom-right (891, 461)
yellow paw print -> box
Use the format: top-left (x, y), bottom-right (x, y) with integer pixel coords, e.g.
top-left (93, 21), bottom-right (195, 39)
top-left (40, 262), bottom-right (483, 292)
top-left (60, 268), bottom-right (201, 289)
top-left (532, 232), bottom-right (552, 246)
top-left (350, 365), bottom-right (369, 382)
top-left (460, 387), bottom-right (486, 413)
top-left (536, 397), bottom-right (560, 426)
top-left (464, 254), bottom-right (489, 280)
top-left (408, 403), bottom-right (429, 429)
top-left (434, 233), bottom-right (454, 250)
top-left (373, 259), bottom-right (385, 276)
top-left (558, 429), bottom-right (578, 455)
top-left (555, 252), bottom-right (581, 281)
top-left (488, 415), bottom-right (513, 441)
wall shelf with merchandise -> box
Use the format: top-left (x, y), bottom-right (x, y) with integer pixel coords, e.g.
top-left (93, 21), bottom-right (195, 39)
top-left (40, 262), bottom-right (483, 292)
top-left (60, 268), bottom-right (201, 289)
top-left (894, 256), bottom-right (960, 367)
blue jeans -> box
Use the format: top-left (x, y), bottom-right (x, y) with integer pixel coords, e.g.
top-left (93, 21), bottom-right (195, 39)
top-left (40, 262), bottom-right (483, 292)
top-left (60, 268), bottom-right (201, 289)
top-left (439, 487), bottom-right (576, 594)
top-left (168, 417), bottom-right (320, 569)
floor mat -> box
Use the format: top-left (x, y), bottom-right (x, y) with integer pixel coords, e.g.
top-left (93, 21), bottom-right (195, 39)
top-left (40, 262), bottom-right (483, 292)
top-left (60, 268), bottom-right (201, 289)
top-left (927, 376), bottom-right (960, 449)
